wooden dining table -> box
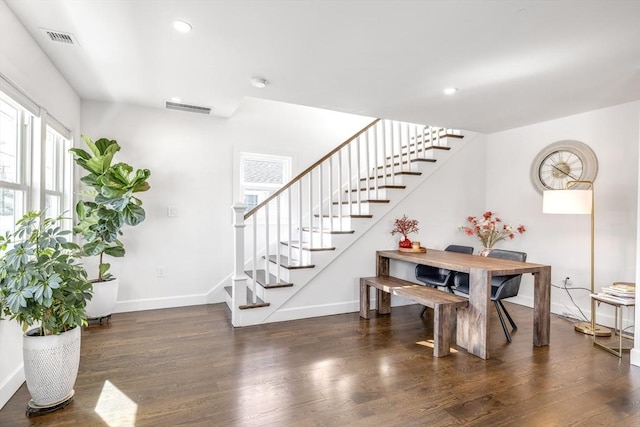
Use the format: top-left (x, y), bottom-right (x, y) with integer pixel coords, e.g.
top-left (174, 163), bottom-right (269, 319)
top-left (377, 249), bottom-right (551, 359)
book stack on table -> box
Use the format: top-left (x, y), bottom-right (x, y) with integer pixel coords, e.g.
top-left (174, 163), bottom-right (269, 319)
top-left (594, 282), bottom-right (636, 305)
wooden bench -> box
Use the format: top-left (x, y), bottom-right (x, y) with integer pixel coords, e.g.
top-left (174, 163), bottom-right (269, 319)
top-left (360, 276), bottom-right (469, 357)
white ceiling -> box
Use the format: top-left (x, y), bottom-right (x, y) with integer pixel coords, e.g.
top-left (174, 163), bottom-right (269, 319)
top-left (5, 0), bottom-right (640, 133)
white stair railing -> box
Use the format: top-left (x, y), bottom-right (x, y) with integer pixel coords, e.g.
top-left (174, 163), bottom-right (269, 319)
top-left (231, 119), bottom-right (461, 325)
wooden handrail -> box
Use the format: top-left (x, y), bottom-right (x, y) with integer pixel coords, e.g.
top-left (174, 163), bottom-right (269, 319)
top-left (244, 118), bottom-right (381, 220)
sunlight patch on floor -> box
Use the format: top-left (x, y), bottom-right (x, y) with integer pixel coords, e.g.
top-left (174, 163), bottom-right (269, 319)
top-left (416, 340), bottom-right (458, 354)
top-left (95, 380), bottom-right (138, 427)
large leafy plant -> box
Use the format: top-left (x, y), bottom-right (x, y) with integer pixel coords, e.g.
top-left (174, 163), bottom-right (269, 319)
top-left (70, 135), bottom-right (151, 281)
top-left (0, 211), bottom-right (92, 335)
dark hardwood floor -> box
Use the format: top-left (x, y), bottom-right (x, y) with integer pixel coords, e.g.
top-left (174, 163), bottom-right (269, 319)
top-left (1, 302), bottom-right (639, 426)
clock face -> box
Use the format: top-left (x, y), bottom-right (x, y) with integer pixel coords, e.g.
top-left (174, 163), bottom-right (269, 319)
top-left (538, 150), bottom-right (584, 190)
top-left (530, 140), bottom-right (598, 194)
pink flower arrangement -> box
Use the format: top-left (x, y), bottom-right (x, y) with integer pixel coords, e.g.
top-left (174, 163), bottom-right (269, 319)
top-left (391, 215), bottom-right (419, 248)
top-left (460, 211), bottom-right (526, 248)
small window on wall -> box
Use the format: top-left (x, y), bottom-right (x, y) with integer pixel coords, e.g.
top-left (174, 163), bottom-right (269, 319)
top-left (0, 96), bottom-right (30, 236)
top-left (240, 153), bottom-right (291, 212)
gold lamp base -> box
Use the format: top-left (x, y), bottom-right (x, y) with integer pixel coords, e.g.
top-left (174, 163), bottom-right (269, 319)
top-left (574, 322), bottom-right (612, 337)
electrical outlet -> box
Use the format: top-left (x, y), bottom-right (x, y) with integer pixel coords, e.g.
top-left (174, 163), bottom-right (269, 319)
top-left (157, 266), bottom-right (165, 278)
top-left (565, 276), bottom-right (573, 286)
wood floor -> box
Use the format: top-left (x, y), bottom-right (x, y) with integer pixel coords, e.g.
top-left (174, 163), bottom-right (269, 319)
top-left (1, 302), bottom-right (639, 426)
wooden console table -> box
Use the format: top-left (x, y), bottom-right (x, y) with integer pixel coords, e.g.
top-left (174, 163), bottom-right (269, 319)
top-left (376, 249), bottom-right (551, 359)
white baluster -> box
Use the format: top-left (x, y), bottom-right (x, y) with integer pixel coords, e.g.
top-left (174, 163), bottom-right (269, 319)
top-left (318, 162), bottom-right (323, 248)
top-left (374, 123), bottom-right (379, 200)
top-left (298, 181), bottom-right (303, 264)
top-left (329, 156), bottom-right (334, 233)
top-left (365, 130), bottom-right (371, 202)
top-left (276, 194), bottom-right (281, 285)
top-left (382, 120), bottom-right (387, 187)
top-left (262, 203), bottom-right (268, 303)
top-left (356, 136), bottom-right (361, 215)
top-left (287, 187), bottom-right (292, 268)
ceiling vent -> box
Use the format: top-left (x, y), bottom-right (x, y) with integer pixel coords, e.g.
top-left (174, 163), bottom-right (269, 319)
top-left (39, 28), bottom-right (78, 45)
top-left (165, 101), bottom-right (213, 115)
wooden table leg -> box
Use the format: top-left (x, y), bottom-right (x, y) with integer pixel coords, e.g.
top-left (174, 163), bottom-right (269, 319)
top-left (533, 266), bottom-right (551, 346)
top-left (457, 268), bottom-right (490, 359)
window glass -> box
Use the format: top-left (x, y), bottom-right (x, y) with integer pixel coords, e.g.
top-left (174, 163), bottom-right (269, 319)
top-left (44, 125), bottom-right (71, 218)
top-left (0, 99), bottom-right (19, 184)
top-left (240, 153), bottom-right (291, 209)
top-left (0, 188), bottom-right (24, 236)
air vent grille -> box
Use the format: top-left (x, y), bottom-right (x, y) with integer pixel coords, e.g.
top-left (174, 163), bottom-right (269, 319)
top-left (165, 101), bottom-right (213, 115)
top-left (40, 28), bottom-right (78, 45)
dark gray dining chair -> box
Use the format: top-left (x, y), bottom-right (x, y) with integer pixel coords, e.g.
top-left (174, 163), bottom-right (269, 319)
top-left (453, 249), bottom-right (527, 342)
top-left (415, 244), bottom-right (473, 316)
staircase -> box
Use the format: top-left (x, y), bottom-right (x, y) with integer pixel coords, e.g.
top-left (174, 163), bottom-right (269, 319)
top-left (227, 118), bottom-right (469, 326)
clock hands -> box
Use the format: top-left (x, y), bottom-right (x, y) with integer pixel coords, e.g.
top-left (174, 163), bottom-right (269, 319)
top-left (550, 163), bottom-right (579, 180)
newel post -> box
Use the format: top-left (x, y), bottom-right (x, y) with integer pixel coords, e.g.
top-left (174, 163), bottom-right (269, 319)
top-left (232, 203), bottom-right (248, 327)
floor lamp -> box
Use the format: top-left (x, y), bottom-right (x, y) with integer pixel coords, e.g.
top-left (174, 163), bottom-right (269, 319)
top-left (542, 180), bottom-right (611, 336)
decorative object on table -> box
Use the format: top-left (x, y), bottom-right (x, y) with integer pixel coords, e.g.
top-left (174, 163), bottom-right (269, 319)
top-left (530, 140), bottom-right (598, 193)
top-left (70, 135), bottom-right (151, 322)
top-left (543, 180), bottom-right (611, 337)
top-left (390, 215), bottom-right (419, 248)
top-left (0, 211), bottom-right (92, 416)
top-left (460, 211), bottom-right (525, 255)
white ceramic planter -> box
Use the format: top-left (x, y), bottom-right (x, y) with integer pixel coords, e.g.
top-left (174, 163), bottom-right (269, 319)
top-left (85, 277), bottom-right (120, 319)
top-left (23, 327), bottom-right (81, 407)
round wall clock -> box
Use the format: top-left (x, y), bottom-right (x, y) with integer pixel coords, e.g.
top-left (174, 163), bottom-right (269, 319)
top-left (530, 140), bottom-right (598, 194)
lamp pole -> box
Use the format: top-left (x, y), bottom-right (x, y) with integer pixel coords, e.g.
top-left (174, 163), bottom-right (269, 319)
top-left (566, 180), bottom-right (610, 336)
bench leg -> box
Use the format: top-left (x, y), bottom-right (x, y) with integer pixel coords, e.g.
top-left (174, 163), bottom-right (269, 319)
top-left (433, 303), bottom-right (453, 357)
top-left (359, 279), bottom-right (370, 319)
top-left (377, 289), bottom-right (391, 315)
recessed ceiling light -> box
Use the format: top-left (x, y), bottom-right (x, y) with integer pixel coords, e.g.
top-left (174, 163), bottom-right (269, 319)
top-left (250, 77), bottom-right (268, 89)
top-left (443, 87), bottom-right (458, 95)
top-left (173, 20), bottom-right (192, 33)
top-left (170, 97), bottom-right (182, 103)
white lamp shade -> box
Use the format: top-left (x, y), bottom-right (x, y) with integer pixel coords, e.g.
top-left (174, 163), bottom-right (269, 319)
top-left (542, 190), bottom-right (592, 214)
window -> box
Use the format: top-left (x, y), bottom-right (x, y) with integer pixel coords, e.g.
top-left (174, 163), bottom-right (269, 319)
top-left (44, 126), bottom-right (72, 218)
top-left (0, 95), bottom-right (30, 235)
top-left (240, 153), bottom-right (291, 212)
top-left (0, 81), bottom-right (73, 234)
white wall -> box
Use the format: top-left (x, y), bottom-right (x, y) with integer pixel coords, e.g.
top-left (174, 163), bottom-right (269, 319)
top-left (80, 98), bottom-right (372, 311)
top-left (486, 101), bottom-right (639, 331)
top-left (0, 0), bottom-right (81, 409)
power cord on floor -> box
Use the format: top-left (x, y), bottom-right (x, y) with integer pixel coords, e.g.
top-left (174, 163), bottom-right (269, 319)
top-left (552, 278), bottom-right (636, 332)
top-left (550, 277), bottom-right (589, 322)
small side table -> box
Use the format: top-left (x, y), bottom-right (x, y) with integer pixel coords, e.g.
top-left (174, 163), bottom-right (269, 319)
top-left (591, 294), bottom-right (635, 358)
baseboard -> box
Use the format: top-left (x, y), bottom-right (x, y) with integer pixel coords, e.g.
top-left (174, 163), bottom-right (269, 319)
top-left (266, 295), bottom-right (415, 323)
top-left (114, 293), bottom-right (209, 314)
top-left (0, 364), bottom-right (24, 410)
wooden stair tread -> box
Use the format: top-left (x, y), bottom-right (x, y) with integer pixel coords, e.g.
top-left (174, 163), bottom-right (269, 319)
top-left (301, 227), bottom-right (355, 235)
top-left (376, 159), bottom-right (436, 170)
top-left (245, 269), bottom-right (293, 288)
top-left (413, 133), bottom-right (464, 142)
top-left (385, 145), bottom-right (451, 161)
top-left (224, 285), bottom-right (270, 309)
top-left (314, 214), bottom-right (373, 219)
top-left (266, 254), bottom-right (315, 269)
top-left (282, 241), bottom-right (336, 251)
top-left (360, 171), bottom-right (421, 181)
top-left (333, 199), bottom-right (390, 204)
top-left (347, 185), bottom-right (405, 192)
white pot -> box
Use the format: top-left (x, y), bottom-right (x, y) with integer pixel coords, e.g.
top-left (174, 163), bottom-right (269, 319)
top-left (23, 327), bottom-right (81, 407)
top-left (85, 277), bottom-right (120, 319)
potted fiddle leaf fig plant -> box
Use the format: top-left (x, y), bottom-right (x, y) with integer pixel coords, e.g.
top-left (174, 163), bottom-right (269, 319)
top-left (70, 135), bottom-right (151, 321)
top-left (0, 211), bottom-right (92, 415)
